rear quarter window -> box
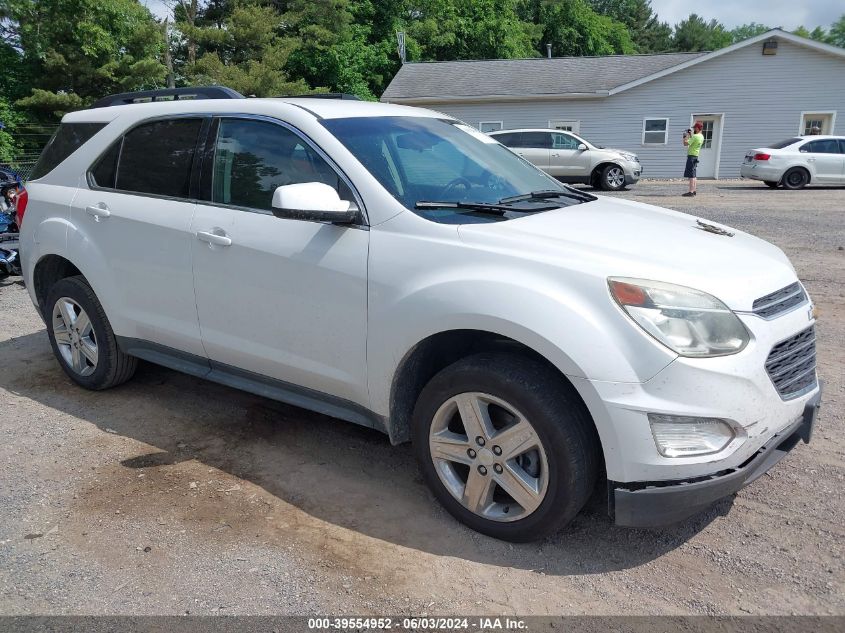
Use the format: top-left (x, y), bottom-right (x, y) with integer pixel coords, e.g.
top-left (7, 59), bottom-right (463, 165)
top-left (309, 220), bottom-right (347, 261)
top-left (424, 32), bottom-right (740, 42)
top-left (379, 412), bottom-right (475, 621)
top-left (767, 138), bottom-right (802, 150)
top-left (30, 122), bottom-right (107, 181)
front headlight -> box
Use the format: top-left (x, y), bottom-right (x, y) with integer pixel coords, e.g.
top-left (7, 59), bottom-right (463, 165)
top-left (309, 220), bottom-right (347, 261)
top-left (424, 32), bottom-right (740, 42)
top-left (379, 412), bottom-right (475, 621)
top-left (620, 152), bottom-right (638, 162)
top-left (608, 277), bottom-right (750, 357)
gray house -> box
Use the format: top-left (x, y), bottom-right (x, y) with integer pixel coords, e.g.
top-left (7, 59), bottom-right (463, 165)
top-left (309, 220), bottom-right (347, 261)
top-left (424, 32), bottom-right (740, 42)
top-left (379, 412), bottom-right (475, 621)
top-left (381, 30), bottom-right (845, 179)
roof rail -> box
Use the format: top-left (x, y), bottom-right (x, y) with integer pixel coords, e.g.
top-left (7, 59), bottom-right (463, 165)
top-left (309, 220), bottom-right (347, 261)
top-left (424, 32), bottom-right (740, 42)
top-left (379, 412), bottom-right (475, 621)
top-left (278, 93), bottom-right (362, 100)
top-left (90, 86), bottom-right (245, 109)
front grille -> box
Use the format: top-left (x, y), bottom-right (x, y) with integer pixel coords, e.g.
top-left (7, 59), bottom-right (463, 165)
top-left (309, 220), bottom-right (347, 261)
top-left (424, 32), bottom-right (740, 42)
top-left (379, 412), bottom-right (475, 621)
top-left (765, 326), bottom-right (817, 400)
top-left (753, 282), bottom-right (807, 319)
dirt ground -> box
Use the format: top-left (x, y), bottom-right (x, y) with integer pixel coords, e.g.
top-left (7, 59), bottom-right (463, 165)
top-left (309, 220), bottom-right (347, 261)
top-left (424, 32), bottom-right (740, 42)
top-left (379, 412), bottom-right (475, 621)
top-left (0, 180), bottom-right (843, 616)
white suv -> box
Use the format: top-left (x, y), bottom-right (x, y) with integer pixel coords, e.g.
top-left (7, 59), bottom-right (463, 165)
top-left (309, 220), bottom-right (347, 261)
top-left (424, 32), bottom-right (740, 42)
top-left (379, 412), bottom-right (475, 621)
top-left (488, 128), bottom-right (641, 190)
top-left (20, 91), bottom-right (821, 541)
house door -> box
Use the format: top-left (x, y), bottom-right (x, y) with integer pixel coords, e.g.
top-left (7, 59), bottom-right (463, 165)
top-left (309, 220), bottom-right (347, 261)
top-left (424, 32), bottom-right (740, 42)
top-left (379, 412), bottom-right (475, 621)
top-left (692, 115), bottom-right (722, 178)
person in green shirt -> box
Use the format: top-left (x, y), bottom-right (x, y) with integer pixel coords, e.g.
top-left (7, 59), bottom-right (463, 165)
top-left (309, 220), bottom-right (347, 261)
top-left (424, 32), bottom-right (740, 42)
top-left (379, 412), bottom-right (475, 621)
top-left (682, 121), bottom-right (704, 197)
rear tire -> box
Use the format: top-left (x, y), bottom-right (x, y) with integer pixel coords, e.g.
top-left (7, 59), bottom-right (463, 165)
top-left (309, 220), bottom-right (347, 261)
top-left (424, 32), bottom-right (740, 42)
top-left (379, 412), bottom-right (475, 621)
top-left (600, 164), bottom-right (626, 191)
top-left (411, 352), bottom-right (599, 542)
top-left (45, 275), bottom-right (137, 390)
top-left (764, 180), bottom-right (779, 188)
top-left (782, 168), bottom-right (809, 190)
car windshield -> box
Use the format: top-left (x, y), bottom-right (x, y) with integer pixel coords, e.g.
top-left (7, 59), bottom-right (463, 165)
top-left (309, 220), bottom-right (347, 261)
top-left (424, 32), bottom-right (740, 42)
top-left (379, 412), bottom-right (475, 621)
top-left (322, 116), bottom-right (589, 223)
top-left (767, 138), bottom-right (802, 149)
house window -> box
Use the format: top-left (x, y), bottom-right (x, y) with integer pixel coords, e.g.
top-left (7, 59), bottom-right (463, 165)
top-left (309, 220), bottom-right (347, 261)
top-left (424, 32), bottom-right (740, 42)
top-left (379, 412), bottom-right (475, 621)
top-left (642, 118), bottom-right (668, 145)
top-left (550, 120), bottom-right (580, 133)
top-left (801, 112), bottom-right (835, 135)
top-left (699, 120), bottom-right (714, 149)
top-left (478, 121), bottom-right (503, 133)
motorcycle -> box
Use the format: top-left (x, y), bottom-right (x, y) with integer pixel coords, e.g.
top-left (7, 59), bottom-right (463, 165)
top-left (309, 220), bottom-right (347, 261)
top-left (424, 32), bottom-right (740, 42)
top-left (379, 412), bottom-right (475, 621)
top-left (0, 167), bottom-right (22, 279)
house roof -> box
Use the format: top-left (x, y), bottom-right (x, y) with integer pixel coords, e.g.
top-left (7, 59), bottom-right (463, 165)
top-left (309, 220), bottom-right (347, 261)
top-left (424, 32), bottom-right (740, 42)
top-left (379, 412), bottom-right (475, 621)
top-left (382, 29), bottom-right (845, 104)
top-left (381, 52), bottom-right (706, 102)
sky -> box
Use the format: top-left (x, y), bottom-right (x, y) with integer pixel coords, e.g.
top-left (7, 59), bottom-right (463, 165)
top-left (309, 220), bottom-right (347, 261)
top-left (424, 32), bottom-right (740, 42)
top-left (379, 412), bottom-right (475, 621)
top-left (649, 0), bottom-right (842, 30)
top-left (143, 0), bottom-right (843, 31)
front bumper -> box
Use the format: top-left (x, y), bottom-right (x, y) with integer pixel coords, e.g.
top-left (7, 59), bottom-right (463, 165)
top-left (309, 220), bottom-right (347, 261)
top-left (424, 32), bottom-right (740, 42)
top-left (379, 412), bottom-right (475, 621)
top-left (611, 388), bottom-right (821, 527)
top-left (625, 162), bottom-right (641, 185)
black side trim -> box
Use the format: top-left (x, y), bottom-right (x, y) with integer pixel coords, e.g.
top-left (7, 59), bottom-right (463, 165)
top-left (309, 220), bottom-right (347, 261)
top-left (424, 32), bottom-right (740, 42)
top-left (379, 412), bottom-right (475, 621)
top-left (116, 337), bottom-right (386, 433)
top-left (610, 388), bottom-right (821, 528)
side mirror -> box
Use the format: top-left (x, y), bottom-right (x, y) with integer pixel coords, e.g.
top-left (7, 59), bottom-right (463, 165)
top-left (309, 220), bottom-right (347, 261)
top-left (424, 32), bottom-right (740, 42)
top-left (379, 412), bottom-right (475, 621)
top-left (577, 143), bottom-right (588, 151)
top-left (271, 182), bottom-right (358, 224)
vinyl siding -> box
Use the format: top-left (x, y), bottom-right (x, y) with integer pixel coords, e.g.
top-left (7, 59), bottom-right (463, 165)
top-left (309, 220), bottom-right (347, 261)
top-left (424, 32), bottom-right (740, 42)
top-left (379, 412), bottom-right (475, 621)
top-left (393, 39), bottom-right (845, 178)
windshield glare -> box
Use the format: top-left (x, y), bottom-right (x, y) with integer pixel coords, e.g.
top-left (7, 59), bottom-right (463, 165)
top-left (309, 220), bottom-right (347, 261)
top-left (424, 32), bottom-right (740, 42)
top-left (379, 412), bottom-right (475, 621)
top-left (322, 116), bottom-right (571, 221)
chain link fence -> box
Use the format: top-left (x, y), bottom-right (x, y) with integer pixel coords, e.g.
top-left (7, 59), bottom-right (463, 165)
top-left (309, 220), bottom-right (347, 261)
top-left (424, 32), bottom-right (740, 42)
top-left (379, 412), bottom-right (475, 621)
top-left (7, 122), bottom-right (58, 182)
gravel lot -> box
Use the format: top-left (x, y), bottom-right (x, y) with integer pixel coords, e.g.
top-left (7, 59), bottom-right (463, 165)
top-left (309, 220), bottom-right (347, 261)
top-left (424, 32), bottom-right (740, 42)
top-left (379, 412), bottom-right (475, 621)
top-left (0, 180), bottom-right (843, 616)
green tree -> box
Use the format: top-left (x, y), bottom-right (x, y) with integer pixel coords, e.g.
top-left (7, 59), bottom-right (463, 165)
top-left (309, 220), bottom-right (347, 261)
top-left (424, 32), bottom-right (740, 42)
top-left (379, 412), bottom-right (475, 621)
top-left (730, 22), bottom-right (771, 43)
top-left (405, 0), bottom-right (539, 61)
top-left (282, 0), bottom-right (355, 92)
top-left (186, 2), bottom-right (308, 96)
top-left (828, 14), bottom-right (845, 48)
top-left (4, 0), bottom-right (167, 117)
top-left (0, 96), bottom-right (25, 163)
top-left (672, 14), bottom-right (732, 51)
top-left (588, 0), bottom-right (672, 52)
top-left (521, 0), bottom-right (635, 57)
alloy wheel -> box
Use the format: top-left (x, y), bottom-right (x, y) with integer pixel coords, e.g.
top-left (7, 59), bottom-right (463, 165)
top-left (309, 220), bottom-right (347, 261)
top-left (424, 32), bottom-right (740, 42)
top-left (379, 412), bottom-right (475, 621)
top-left (605, 167), bottom-right (625, 189)
top-left (52, 297), bottom-right (98, 376)
top-left (428, 392), bottom-right (549, 522)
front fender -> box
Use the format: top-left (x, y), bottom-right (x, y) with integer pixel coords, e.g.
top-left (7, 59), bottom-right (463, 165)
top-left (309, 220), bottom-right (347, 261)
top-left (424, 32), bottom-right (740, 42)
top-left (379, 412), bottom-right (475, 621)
top-left (367, 269), bottom-right (676, 419)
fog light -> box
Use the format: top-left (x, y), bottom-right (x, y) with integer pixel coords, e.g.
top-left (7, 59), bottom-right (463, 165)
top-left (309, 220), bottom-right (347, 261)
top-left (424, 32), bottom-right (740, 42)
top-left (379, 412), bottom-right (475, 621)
top-left (648, 414), bottom-right (736, 457)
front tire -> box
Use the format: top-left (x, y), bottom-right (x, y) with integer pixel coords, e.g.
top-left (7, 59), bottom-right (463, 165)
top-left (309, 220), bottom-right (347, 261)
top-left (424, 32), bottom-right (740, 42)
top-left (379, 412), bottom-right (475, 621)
top-left (46, 275), bottom-right (137, 390)
top-left (600, 164), bottom-right (626, 191)
top-left (411, 352), bottom-right (599, 542)
top-left (782, 168), bottom-right (809, 190)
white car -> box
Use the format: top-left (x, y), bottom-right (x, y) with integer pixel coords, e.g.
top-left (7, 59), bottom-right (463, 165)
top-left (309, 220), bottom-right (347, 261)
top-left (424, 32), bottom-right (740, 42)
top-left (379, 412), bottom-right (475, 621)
top-left (488, 128), bottom-right (641, 190)
top-left (19, 89), bottom-right (821, 541)
top-left (741, 135), bottom-right (845, 188)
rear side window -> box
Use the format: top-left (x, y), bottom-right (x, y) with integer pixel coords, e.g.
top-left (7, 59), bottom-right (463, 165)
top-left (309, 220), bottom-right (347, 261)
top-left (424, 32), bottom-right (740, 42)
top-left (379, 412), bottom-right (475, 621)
top-left (516, 132), bottom-right (552, 149)
top-left (800, 139), bottom-right (840, 154)
top-left (30, 122), bottom-right (106, 181)
top-left (115, 118), bottom-right (203, 198)
top-left (493, 132), bottom-right (520, 147)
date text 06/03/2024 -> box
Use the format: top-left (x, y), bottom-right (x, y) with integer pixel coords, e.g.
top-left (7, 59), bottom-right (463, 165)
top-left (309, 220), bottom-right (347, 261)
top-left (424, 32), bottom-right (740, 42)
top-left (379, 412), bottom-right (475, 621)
top-left (306, 617), bottom-right (528, 630)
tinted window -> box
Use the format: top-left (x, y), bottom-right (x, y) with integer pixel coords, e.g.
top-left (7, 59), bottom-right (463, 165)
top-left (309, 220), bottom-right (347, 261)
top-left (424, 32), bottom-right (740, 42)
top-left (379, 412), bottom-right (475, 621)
top-left (116, 118), bottom-right (203, 198)
top-left (768, 138), bottom-right (802, 149)
top-left (839, 140), bottom-right (845, 154)
top-left (89, 140), bottom-right (121, 188)
top-left (516, 132), bottom-right (552, 149)
top-left (492, 132), bottom-right (520, 147)
top-left (211, 119), bottom-right (347, 211)
top-left (30, 122), bottom-right (106, 180)
top-left (552, 133), bottom-right (579, 150)
top-left (800, 139), bottom-right (840, 154)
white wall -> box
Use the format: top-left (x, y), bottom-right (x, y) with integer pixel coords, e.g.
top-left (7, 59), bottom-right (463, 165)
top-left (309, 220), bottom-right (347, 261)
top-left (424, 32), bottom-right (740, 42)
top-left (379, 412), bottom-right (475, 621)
top-left (414, 39), bottom-right (845, 178)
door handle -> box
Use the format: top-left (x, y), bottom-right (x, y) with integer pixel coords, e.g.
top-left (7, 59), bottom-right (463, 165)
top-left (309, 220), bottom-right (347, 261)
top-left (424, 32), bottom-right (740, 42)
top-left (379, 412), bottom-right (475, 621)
top-left (196, 230), bottom-right (232, 247)
top-left (807, 158), bottom-right (816, 162)
top-left (85, 204), bottom-right (110, 222)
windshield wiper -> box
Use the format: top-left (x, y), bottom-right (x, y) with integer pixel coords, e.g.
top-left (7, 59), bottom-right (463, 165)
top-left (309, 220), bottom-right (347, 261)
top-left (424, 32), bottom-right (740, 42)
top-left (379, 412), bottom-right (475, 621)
top-left (498, 188), bottom-right (595, 204)
top-left (414, 200), bottom-right (558, 215)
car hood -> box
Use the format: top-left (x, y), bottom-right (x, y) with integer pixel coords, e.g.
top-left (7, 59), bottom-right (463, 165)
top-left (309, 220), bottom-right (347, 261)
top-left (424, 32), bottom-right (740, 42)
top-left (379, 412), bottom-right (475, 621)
top-left (600, 147), bottom-right (635, 157)
top-left (457, 196), bottom-right (798, 311)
